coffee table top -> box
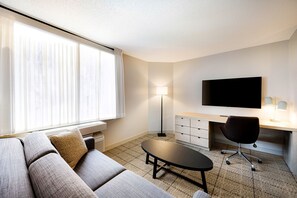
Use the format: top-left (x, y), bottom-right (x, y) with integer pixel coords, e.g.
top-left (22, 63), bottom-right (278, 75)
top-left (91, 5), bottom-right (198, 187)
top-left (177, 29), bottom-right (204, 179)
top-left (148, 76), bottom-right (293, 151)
top-left (141, 140), bottom-right (213, 171)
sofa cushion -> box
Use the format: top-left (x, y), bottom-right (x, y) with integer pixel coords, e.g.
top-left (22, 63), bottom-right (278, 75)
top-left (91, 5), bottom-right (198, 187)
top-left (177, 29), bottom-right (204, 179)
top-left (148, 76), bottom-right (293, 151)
top-left (0, 138), bottom-right (35, 198)
top-left (94, 170), bottom-right (173, 198)
top-left (193, 190), bottom-right (211, 198)
top-left (29, 152), bottom-right (97, 198)
top-left (24, 132), bottom-right (58, 166)
top-left (50, 128), bottom-right (88, 169)
top-left (74, 149), bottom-right (125, 190)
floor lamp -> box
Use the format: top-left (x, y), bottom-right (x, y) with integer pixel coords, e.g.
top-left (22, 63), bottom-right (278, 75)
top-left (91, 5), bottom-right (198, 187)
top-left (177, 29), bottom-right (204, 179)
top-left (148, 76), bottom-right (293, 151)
top-left (156, 86), bottom-right (168, 137)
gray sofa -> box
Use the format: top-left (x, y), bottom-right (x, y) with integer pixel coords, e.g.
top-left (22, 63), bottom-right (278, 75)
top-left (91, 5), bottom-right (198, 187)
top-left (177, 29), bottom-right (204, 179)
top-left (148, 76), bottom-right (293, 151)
top-left (0, 132), bottom-right (209, 198)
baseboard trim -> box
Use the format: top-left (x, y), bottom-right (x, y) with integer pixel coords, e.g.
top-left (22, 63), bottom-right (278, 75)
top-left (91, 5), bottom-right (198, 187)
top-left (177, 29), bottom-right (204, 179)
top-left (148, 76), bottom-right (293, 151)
top-left (105, 131), bottom-right (148, 151)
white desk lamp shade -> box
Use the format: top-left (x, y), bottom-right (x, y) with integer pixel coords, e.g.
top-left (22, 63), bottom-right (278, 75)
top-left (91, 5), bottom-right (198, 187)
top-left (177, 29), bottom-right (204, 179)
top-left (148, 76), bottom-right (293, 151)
top-left (264, 97), bottom-right (273, 105)
top-left (277, 101), bottom-right (287, 110)
top-left (156, 87), bottom-right (168, 95)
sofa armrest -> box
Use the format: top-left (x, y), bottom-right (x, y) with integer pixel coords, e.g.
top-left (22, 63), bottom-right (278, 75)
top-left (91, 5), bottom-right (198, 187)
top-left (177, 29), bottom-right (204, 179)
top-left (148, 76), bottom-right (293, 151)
top-left (84, 137), bottom-right (95, 150)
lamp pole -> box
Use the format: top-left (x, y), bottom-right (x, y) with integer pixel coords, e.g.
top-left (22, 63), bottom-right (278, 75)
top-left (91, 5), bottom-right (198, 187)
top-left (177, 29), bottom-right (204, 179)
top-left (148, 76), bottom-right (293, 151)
top-left (156, 86), bottom-right (168, 137)
top-left (158, 94), bottom-right (166, 137)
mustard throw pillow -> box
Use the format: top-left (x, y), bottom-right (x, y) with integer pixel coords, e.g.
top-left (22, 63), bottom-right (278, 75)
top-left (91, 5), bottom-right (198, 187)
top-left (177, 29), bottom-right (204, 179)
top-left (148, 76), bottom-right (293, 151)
top-left (50, 128), bottom-right (87, 169)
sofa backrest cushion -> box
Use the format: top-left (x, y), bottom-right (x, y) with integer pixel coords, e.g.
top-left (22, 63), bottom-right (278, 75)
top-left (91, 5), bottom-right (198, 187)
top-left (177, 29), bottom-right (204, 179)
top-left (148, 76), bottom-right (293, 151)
top-left (0, 138), bottom-right (35, 198)
top-left (29, 152), bottom-right (97, 198)
top-left (23, 132), bottom-right (58, 166)
top-left (50, 128), bottom-right (88, 169)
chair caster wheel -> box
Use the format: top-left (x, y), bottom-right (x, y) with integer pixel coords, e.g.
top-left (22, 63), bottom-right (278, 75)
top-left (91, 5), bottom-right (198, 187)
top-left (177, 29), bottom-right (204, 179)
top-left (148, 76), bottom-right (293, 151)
top-left (258, 159), bottom-right (262, 164)
top-left (251, 167), bottom-right (256, 171)
top-left (221, 151), bottom-right (225, 154)
top-left (226, 160), bottom-right (230, 165)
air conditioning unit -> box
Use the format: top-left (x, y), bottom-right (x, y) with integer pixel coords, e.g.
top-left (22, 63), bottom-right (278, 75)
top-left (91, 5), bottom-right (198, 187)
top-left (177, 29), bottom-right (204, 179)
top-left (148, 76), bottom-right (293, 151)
top-left (93, 132), bottom-right (105, 152)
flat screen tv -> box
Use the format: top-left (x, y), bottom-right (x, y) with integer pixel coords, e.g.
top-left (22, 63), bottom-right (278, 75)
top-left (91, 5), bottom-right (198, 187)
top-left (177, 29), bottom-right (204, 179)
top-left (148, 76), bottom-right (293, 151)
top-left (202, 77), bottom-right (262, 109)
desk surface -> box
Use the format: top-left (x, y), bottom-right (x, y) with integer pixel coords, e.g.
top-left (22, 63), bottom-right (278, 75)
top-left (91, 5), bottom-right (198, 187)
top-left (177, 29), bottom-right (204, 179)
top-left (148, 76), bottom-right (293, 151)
top-left (177, 112), bottom-right (297, 132)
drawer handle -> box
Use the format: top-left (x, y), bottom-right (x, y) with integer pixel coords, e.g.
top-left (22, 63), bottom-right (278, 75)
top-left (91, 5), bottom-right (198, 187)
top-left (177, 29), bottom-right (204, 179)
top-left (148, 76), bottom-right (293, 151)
top-left (198, 120), bottom-right (200, 121)
top-left (198, 128), bottom-right (200, 130)
top-left (181, 125), bottom-right (184, 127)
top-left (181, 133), bottom-right (184, 135)
top-left (198, 136), bottom-right (200, 138)
top-left (181, 117), bottom-right (184, 119)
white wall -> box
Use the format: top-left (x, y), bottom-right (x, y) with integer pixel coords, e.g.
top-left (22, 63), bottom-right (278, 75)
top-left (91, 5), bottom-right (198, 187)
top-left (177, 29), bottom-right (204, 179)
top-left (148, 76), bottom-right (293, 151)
top-left (173, 41), bottom-right (289, 120)
top-left (173, 41), bottom-right (291, 155)
top-left (288, 30), bottom-right (297, 124)
top-left (103, 55), bottom-right (148, 149)
top-left (104, 33), bottom-right (297, 155)
top-left (148, 62), bottom-right (173, 133)
top-left (286, 29), bottom-right (297, 175)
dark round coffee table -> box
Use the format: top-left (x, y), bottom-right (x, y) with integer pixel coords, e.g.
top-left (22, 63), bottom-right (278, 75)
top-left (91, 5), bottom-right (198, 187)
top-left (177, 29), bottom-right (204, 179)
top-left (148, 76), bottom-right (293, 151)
top-left (141, 139), bottom-right (213, 193)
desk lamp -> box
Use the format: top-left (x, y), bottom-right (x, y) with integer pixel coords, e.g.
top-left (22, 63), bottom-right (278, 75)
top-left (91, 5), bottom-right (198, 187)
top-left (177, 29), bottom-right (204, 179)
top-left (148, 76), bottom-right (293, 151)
top-left (265, 97), bottom-right (287, 121)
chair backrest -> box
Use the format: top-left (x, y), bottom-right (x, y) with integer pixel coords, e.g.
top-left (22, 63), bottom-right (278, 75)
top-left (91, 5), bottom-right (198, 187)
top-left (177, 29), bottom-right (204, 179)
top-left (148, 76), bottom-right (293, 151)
top-left (220, 116), bottom-right (260, 144)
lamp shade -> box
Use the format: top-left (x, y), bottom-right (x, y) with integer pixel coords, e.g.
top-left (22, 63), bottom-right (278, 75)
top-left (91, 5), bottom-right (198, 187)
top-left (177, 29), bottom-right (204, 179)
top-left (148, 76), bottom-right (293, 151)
top-left (264, 97), bottom-right (273, 105)
top-left (156, 86), bottom-right (168, 95)
top-left (277, 101), bottom-right (287, 110)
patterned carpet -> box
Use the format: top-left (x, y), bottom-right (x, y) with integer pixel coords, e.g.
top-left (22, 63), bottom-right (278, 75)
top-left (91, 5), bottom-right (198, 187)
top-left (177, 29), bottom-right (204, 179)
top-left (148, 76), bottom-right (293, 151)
top-left (104, 134), bottom-right (297, 198)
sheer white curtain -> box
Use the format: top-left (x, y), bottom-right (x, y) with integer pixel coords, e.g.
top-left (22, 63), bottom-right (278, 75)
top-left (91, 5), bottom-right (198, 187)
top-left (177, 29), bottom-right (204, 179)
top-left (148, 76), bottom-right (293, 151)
top-left (0, 16), bottom-right (13, 134)
top-left (13, 22), bottom-right (78, 132)
top-left (79, 44), bottom-right (119, 120)
top-left (0, 14), bottom-right (125, 135)
top-left (114, 48), bottom-right (125, 118)
top-left (79, 44), bottom-right (100, 122)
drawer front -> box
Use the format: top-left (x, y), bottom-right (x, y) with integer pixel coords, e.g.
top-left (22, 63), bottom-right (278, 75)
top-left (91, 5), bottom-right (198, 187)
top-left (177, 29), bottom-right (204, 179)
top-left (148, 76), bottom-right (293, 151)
top-left (190, 136), bottom-right (209, 148)
top-left (191, 119), bottom-right (209, 129)
top-left (175, 125), bottom-right (190, 135)
top-left (175, 116), bottom-right (190, 126)
top-left (191, 128), bottom-right (208, 139)
top-left (175, 132), bottom-right (190, 143)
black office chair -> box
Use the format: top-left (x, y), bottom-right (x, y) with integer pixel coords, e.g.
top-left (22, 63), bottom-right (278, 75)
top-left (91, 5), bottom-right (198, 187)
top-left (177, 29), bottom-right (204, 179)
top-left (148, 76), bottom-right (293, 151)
top-left (220, 116), bottom-right (262, 171)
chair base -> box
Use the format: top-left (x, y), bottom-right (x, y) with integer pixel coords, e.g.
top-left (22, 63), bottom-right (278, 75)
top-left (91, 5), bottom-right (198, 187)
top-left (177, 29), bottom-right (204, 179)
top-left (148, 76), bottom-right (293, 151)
top-left (221, 144), bottom-right (262, 171)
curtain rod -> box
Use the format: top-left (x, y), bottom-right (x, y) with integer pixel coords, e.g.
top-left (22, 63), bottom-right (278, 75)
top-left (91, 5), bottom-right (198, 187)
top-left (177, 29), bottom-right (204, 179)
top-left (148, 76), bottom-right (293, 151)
top-left (0, 4), bottom-right (114, 51)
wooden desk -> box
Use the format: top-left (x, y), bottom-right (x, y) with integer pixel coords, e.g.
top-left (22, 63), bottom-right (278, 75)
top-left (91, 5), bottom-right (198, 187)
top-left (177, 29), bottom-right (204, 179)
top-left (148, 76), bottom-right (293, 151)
top-left (175, 112), bottom-right (297, 176)
top-left (178, 112), bottom-right (297, 132)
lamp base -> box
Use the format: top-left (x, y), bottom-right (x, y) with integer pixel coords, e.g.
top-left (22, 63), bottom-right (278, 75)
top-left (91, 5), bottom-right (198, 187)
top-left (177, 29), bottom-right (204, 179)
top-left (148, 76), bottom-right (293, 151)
top-left (157, 133), bottom-right (166, 137)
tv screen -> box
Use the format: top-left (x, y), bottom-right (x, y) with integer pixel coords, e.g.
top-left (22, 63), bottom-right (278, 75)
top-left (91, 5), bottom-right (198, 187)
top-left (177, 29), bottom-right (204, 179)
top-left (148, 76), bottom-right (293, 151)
top-left (202, 77), bottom-right (262, 109)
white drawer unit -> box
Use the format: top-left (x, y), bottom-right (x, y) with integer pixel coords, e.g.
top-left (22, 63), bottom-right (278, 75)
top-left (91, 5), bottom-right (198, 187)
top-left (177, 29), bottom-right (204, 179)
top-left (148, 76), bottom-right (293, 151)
top-left (175, 132), bottom-right (190, 143)
top-left (175, 125), bottom-right (190, 135)
top-left (191, 128), bottom-right (208, 139)
top-left (191, 136), bottom-right (209, 148)
top-left (175, 114), bottom-right (210, 150)
top-left (175, 116), bottom-right (190, 126)
top-left (191, 119), bottom-right (209, 130)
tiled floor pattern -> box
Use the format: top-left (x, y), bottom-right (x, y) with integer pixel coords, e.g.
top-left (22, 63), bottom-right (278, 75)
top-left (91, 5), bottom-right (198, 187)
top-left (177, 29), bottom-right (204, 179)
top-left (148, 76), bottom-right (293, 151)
top-left (104, 134), bottom-right (297, 198)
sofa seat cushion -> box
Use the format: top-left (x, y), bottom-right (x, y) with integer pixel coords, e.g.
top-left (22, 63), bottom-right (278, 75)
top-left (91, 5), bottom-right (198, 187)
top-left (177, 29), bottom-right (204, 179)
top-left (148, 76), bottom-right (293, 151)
top-left (0, 138), bottom-right (35, 198)
top-left (50, 128), bottom-right (88, 169)
top-left (23, 132), bottom-right (58, 166)
top-left (94, 170), bottom-right (173, 198)
top-left (29, 153), bottom-right (97, 198)
top-left (74, 149), bottom-right (125, 191)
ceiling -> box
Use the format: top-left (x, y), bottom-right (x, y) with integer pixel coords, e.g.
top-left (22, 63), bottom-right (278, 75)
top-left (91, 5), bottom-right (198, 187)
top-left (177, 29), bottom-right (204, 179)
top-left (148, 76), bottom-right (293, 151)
top-left (1, 0), bottom-right (297, 62)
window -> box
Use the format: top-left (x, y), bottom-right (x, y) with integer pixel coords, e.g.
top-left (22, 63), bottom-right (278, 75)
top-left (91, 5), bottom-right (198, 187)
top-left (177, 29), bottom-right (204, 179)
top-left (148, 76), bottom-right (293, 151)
top-left (79, 44), bottom-right (116, 122)
top-left (0, 14), bottom-right (124, 134)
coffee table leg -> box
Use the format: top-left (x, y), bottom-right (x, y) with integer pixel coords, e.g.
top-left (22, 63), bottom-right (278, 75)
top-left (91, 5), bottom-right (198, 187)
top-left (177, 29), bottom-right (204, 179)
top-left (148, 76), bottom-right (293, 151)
top-left (201, 171), bottom-right (208, 193)
top-left (145, 153), bottom-right (149, 164)
top-left (153, 157), bottom-right (157, 179)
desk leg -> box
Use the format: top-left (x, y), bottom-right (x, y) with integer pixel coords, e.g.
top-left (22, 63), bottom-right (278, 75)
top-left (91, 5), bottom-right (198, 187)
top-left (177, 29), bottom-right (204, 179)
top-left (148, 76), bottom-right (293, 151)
top-left (153, 157), bottom-right (157, 179)
top-left (145, 153), bottom-right (149, 164)
top-left (201, 171), bottom-right (208, 193)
